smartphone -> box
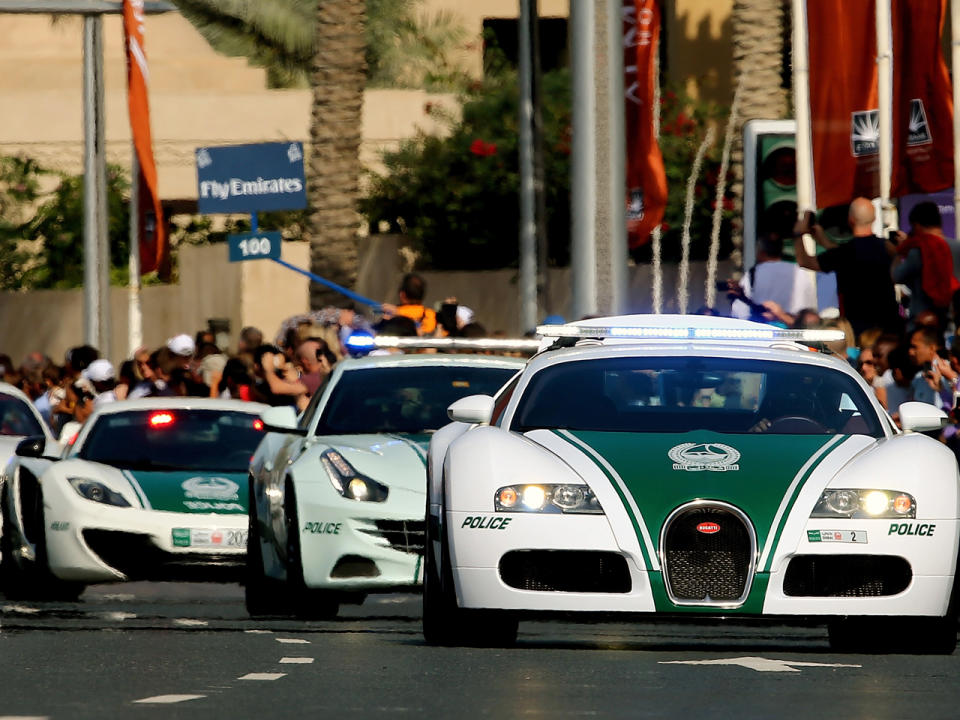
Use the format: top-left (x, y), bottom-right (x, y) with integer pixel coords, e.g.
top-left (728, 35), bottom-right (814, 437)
top-left (887, 229), bottom-right (899, 244)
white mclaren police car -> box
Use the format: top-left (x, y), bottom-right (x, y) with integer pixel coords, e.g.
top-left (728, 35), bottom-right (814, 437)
top-left (0, 398), bottom-right (268, 599)
top-left (425, 315), bottom-right (960, 652)
top-left (247, 351), bottom-right (526, 618)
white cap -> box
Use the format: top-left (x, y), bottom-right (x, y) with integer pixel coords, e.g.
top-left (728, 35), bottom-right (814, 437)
top-left (456, 305), bottom-right (475, 328)
top-left (82, 359), bottom-right (115, 383)
top-left (167, 334), bottom-right (196, 356)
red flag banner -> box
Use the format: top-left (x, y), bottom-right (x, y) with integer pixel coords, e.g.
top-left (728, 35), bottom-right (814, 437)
top-left (624, 0), bottom-right (667, 249)
top-left (122, 0), bottom-right (167, 275)
top-left (890, 0), bottom-right (954, 197)
top-left (807, 1), bottom-right (880, 208)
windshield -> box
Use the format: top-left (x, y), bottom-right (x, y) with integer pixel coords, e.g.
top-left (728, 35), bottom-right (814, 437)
top-left (78, 409), bottom-right (264, 472)
top-left (0, 392), bottom-right (44, 437)
top-left (315, 364), bottom-right (517, 435)
top-left (512, 356), bottom-right (882, 437)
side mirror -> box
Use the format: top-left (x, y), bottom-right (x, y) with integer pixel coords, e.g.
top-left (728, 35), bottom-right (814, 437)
top-left (898, 401), bottom-right (948, 433)
top-left (261, 406), bottom-right (306, 435)
top-left (15, 435), bottom-right (48, 459)
top-left (448, 395), bottom-right (495, 425)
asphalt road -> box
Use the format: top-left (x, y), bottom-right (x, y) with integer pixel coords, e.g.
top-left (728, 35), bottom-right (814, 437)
top-left (0, 582), bottom-right (958, 720)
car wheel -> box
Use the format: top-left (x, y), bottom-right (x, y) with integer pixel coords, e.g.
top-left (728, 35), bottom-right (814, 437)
top-left (828, 617), bottom-right (957, 655)
top-left (245, 478), bottom-right (281, 617)
top-left (284, 482), bottom-right (339, 620)
top-left (422, 502), bottom-right (517, 648)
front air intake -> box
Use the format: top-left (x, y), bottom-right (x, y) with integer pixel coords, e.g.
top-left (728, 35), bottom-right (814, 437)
top-left (659, 502), bottom-right (756, 607)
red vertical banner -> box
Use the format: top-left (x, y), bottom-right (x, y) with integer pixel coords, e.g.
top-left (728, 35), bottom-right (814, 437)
top-left (890, 0), bottom-right (954, 197)
top-left (624, 0), bottom-right (667, 249)
top-left (122, 0), bottom-right (167, 275)
top-left (807, 1), bottom-right (879, 208)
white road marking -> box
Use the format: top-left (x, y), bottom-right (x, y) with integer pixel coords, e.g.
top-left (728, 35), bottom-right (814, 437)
top-left (101, 612), bottom-right (137, 621)
top-left (0, 716), bottom-right (50, 719)
top-left (276, 638), bottom-right (310, 644)
top-left (659, 656), bottom-right (862, 673)
top-left (239, 673), bottom-right (286, 681)
top-left (133, 695), bottom-right (204, 704)
top-left (173, 618), bottom-right (208, 627)
top-left (101, 593), bottom-right (135, 601)
top-left (245, 629), bottom-right (273, 634)
top-left (279, 657), bottom-right (314, 664)
top-left (2, 605), bottom-right (40, 615)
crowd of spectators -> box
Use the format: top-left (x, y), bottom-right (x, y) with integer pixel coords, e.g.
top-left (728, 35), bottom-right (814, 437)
top-left (0, 274), bottom-right (489, 444)
top-left (723, 197), bottom-right (960, 459)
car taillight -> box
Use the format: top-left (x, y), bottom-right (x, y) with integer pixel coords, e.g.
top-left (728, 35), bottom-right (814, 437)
top-left (149, 412), bottom-right (174, 428)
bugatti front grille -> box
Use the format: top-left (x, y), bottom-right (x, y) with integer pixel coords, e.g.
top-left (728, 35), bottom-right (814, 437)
top-left (783, 555), bottom-right (912, 597)
top-left (661, 504), bottom-right (755, 606)
top-left (357, 520), bottom-right (425, 555)
top-left (498, 550), bottom-right (631, 593)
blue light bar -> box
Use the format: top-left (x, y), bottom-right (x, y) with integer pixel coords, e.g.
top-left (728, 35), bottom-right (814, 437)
top-left (536, 325), bottom-right (845, 343)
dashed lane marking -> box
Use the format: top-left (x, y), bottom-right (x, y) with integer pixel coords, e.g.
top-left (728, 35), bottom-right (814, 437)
top-left (1, 605), bottom-right (40, 615)
top-left (173, 618), bottom-right (209, 627)
top-left (101, 612), bottom-right (137, 621)
top-left (238, 673), bottom-right (286, 681)
top-left (279, 657), bottom-right (314, 664)
top-left (276, 638), bottom-right (310, 644)
top-left (245, 629), bottom-right (273, 634)
top-left (0, 716), bottom-right (51, 719)
top-left (134, 695), bottom-right (205, 704)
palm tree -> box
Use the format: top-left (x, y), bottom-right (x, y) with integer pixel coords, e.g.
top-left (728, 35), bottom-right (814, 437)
top-left (729, 0), bottom-right (789, 261)
top-left (306, 0), bottom-right (366, 307)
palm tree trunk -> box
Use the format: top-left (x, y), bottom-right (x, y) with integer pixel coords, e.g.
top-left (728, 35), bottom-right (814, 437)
top-left (307, 0), bottom-right (366, 309)
top-left (729, 0), bottom-right (788, 264)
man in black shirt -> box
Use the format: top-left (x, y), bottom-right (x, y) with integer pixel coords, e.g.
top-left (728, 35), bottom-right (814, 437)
top-left (793, 197), bottom-right (901, 339)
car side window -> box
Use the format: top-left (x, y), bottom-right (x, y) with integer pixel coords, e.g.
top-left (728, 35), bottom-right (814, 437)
top-left (491, 374), bottom-right (522, 427)
top-left (297, 383), bottom-right (327, 431)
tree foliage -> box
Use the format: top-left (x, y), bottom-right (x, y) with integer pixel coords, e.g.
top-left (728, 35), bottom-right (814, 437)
top-left (171, 0), bottom-right (467, 90)
top-left (0, 156), bottom-right (130, 290)
top-left (361, 76), bottom-right (733, 271)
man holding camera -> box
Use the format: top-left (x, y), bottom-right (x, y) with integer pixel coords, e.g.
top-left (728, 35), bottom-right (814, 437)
top-left (793, 197), bottom-right (900, 339)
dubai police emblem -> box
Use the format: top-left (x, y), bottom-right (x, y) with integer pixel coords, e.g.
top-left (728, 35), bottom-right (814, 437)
top-left (668, 442), bottom-right (741, 472)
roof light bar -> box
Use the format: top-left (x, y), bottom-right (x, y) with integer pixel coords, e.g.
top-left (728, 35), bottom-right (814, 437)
top-left (535, 325), bottom-right (846, 343)
top-left (372, 336), bottom-right (540, 352)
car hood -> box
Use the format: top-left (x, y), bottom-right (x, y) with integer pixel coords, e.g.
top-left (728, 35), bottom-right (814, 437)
top-left (311, 433), bottom-right (429, 495)
top-left (65, 462), bottom-right (249, 514)
top-left (545, 430), bottom-right (870, 555)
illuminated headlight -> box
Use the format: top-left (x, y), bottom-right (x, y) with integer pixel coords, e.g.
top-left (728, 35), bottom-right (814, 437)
top-left (320, 449), bottom-right (388, 502)
top-left (811, 489), bottom-right (915, 519)
top-left (494, 484), bottom-right (603, 514)
top-left (67, 478), bottom-right (131, 507)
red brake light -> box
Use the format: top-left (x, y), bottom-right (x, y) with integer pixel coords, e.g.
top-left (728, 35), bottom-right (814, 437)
top-left (149, 412), bottom-right (174, 428)
top-left (253, 419), bottom-right (264, 431)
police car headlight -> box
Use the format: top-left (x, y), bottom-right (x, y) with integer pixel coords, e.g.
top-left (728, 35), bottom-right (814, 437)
top-left (495, 484), bottom-right (603, 514)
top-left (320, 449), bottom-right (388, 503)
top-left (67, 478), bottom-right (131, 507)
top-left (811, 489), bottom-right (915, 519)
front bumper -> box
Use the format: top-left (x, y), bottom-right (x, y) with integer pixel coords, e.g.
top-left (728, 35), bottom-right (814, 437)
top-left (448, 511), bottom-right (960, 618)
top-left (45, 503), bottom-right (247, 583)
top-left (295, 485), bottom-right (425, 592)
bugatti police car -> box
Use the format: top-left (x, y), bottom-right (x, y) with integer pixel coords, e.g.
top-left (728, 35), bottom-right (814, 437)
top-left (425, 315), bottom-right (960, 652)
top-left (247, 351), bottom-right (525, 618)
top-left (1, 398), bottom-right (268, 598)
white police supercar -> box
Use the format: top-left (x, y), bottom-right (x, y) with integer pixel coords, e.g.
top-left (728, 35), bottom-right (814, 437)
top-left (425, 315), bottom-right (960, 652)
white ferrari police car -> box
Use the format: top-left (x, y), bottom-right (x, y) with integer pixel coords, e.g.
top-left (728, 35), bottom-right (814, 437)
top-left (1, 398), bottom-right (267, 599)
top-left (247, 352), bottom-right (525, 618)
top-left (425, 315), bottom-right (960, 652)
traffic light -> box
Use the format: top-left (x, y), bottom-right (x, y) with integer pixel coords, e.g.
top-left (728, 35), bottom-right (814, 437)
top-left (743, 120), bottom-right (797, 266)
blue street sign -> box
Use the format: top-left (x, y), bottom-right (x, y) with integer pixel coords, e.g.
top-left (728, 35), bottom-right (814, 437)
top-left (196, 142), bottom-right (307, 214)
top-left (228, 232), bottom-right (283, 262)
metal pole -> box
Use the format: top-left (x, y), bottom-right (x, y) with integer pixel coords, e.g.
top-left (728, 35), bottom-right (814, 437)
top-left (876, 0), bottom-right (893, 220)
top-left (606, 0), bottom-right (627, 314)
top-left (94, 14), bottom-right (110, 357)
top-left (570, 0), bottom-right (597, 319)
top-left (518, 0), bottom-right (538, 332)
top-left (128, 149), bottom-right (143, 355)
top-left (953, 0), bottom-right (960, 231)
top-left (791, 0), bottom-right (818, 302)
top-left (82, 15), bottom-right (100, 348)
